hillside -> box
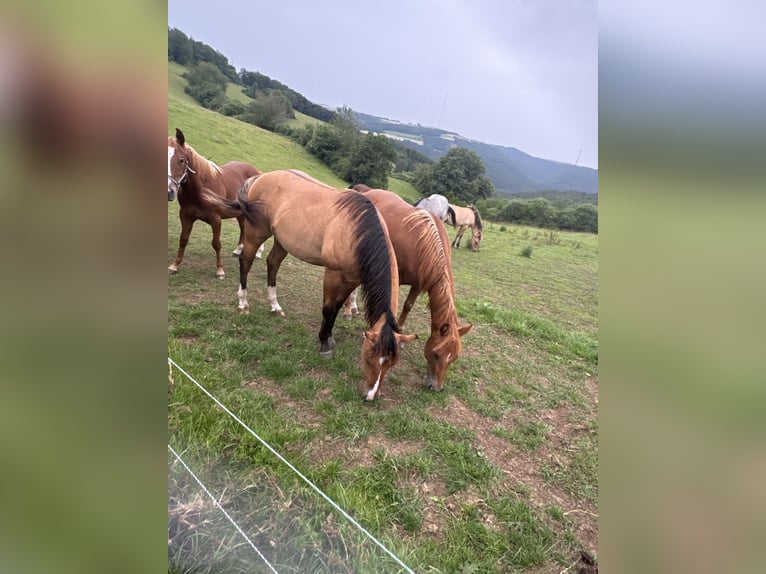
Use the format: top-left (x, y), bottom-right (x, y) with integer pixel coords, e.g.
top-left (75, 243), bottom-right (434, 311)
top-left (357, 112), bottom-right (598, 195)
top-left (167, 62), bottom-right (420, 203)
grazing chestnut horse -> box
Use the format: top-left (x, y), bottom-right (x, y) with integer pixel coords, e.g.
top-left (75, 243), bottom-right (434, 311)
top-left (167, 128), bottom-right (262, 278)
top-left (447, 204), bottom-right (483, 251)
top-left (205, 170), bottom-right (416, 401)
top-left (413, 194), bottom-right (456, 226)
top-left (349, 185), bottom-right (473, 391)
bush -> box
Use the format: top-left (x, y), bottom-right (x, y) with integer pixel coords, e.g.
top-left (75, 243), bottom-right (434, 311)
top-left (219, 100), bottom-right (247, 117)
top-left (520, 245), bottom-right (533, 258)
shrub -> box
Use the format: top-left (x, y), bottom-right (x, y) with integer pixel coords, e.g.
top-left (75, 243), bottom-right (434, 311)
top-left (520, 245), bottom-right (533, 258)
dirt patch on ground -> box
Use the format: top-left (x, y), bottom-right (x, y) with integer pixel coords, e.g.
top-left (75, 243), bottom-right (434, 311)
top-left (428, 396), bottom-right (598, 555)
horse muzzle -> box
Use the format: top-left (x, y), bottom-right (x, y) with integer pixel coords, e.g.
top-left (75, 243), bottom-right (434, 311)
top-left (425, 372), bottom-right (443, 392)
top-left (168, 189), bottom-right (176, 202)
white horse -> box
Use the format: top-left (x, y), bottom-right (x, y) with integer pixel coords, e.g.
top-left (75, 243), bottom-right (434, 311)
top-left (413, 194), bottom-right (455, 226)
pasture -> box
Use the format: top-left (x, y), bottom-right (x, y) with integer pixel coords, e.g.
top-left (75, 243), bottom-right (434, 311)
top-left (168, 64), bottom-right (598, 573)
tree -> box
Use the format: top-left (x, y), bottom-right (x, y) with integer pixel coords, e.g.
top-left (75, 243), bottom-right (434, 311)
top-left (305, 124), bottom-right (344, 167)
top-left (332, 105), bottom-right (362, 150)
top-left (183, 62), bottom-right (228, 110)
top-left (168, 28), bottom-right (192, 65)
top-left (184, 61), bottom-right (228, 91)
top-left (414, 147), bottom-right (494, 203)
top-left (243, 90), bottom-right (294, 131)
top-left (344, 133), bottom-right (397, 189)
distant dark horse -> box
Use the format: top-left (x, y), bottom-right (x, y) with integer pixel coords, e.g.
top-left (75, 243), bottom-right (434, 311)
top-left (168, 128), bottom-right (261, 278)
top-left (447, 204), bottom-right (483, 251)
top-left (204, 170), bottom-right (416, 401)
top-left (413, 194), bottom-right (456, 226)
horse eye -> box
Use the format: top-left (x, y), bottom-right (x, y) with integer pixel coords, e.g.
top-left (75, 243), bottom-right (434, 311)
top-left (432, 351), bottom-right (440, 360)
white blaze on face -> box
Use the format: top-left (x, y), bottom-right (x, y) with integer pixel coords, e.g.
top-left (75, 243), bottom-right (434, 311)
top-left (365, 356), bottom-right (387, 400)
top-left (168, 146), bottom-right (174, 178)
top-left (365, 370), bottom-right (382, 401)
top-left (446, 353), bottom-right (452, 362)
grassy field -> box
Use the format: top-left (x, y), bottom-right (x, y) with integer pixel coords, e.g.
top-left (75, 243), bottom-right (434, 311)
top-left (168, 64), bottom-right (598, 573)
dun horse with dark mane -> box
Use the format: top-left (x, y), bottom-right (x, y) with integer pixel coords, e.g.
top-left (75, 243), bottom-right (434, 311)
top-left (349, 185), bottom-right (473, 391)
top-left (206, 170), bottom-right (416, 401)
top-left (448, 204), bottom-right (483, 251)
top-left (167, 128), bottom-right (261, 278)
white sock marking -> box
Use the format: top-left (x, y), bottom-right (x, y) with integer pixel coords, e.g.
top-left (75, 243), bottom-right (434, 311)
top-left (268, 286), bottom-right (282, 313)
top-left (238, 284), bottom-right (248, 309)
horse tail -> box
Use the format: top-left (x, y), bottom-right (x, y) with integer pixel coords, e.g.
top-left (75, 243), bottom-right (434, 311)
top-left (234, 176), bottom-right (262, 225)
top-left (470, 205), bottom-right (483, 232)
top-left (199, 189), bottom-right (242, 219)
top-left (446, 206), bottom-right (457, 227)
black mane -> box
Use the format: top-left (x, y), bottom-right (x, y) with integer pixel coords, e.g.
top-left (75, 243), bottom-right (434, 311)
top-left (335, 193), bottom-right (399, 358)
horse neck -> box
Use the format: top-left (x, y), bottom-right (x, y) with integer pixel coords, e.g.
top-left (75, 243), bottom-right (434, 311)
top-left (180, 151), bottom-right (217, 201)
top-left (426, 279), bottom-right (458, 330)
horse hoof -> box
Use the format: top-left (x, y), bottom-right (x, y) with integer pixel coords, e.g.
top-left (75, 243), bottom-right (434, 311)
top-left (168, 267), bottom-right (178, 275)
top-left (343, 313), bottom-right (352, 320)
top-left (216, 273), bottom-right (225, 280)
top-left (272, 309), bottom-right (286, 318)
top-left (238, 306), bottom-right (249, 315)
top-left (255, 253), bottom-right (263, 259)
top-left (319, 350), bottom-right (334, 359)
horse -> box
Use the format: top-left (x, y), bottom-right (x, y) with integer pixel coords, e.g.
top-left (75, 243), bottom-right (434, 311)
top-left (167, 128), bottom-right (263, 279)
top-left (413, 194), bottom-right (456, 226)
top-left (447, 204), bottom-right (483, 251)
top-left (348, 185), bottom-right (473, 391)
top-left (203, 170), bottom-right (417, 401)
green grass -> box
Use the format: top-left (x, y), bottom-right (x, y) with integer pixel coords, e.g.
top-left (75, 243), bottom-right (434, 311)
top-left (168, 61), bottom-right (598, 573)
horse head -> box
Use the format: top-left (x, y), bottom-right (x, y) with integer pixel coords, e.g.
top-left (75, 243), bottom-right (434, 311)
top-left (360, 320), bottom-right (417, 401)
top-left (470, 228), bottom-right (482, 251)
top-left (168, 128), bottom-right (195, 201)
top-left (424, 322), bottom-right (473, 391)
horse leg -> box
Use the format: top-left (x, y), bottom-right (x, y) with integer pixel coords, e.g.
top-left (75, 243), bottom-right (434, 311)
top-left (211, 216), bottom-right (226, 279)
top-left (452, 226), bottom-right (465, 248)
top-left (398, 285), bottom-right (421, 327)
top-left (318, 272), bottom-right (355, 358)
top-left (266, 240), bottom-right (288, 317)
top-left (343, 287), bottom-right (359, 319)
top-left (255, 243), bottom-right (265, 259)
top-left (232, 215), bottom-right (245, 256)
top-left (237, 241), bottom-right (259, 315)
top-left (169, 211), bottom-right (195, 274)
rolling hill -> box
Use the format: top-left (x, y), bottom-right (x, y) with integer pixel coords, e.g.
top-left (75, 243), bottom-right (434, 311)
top-left (357, 112), bottom-right (598, 195)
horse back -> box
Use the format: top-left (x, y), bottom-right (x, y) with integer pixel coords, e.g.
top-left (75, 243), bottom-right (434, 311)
top-left (219, 161), bottom-right (261, 200)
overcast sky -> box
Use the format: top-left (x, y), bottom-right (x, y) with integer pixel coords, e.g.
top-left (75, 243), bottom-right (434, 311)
top-left (168, 0), bottom-right (598, 169)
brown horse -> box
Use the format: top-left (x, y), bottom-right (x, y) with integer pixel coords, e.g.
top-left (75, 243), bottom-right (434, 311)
top-left (167, 128), bottom-right (262, 278)
top-left (205, 170), bottom-right (416, 401)
top-left (348, 185), bottom-right (473, 391)
top-left (447, 204), bottom-right (483, 251)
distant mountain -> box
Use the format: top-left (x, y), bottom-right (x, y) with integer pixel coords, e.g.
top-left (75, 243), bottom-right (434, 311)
top-left (356, 112), bottom-right (598, 195)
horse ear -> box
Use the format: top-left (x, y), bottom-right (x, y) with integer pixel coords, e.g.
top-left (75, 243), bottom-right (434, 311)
top-left (458, 323), bottom-right (473, 337)
top-left (175, 128), bottom-right (185, 146)
top-left (395, 332), bottom-right (418, 345)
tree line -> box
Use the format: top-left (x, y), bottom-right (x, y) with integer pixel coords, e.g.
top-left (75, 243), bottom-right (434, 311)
top-left (475, 196), bottom-right (597, 233)
top-left (168, 27), bottom-right (333, 127)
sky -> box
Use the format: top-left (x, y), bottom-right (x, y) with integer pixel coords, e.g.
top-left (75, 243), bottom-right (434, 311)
top-left (168, 0), bottom-right (598, 169)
